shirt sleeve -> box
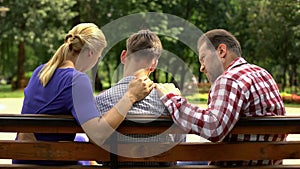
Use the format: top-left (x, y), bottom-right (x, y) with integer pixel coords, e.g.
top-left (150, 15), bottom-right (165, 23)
top-left (161, 77), bottom-right (244, 142)
top-left (71, 72), bottom-right (100, 125)
top-left (95, 92), bottom-right (116, 117)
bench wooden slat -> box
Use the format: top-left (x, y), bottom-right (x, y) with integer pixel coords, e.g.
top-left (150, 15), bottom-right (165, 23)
top-left (1, 164), bottom-right (300, 169)
top-left (1, 114), bottom-right (300, 135)
top-left (117, 141), bottom-right (300, 162)
top-left (230, 125), bottom-right (300, 134)
top-left (0, 141), bottom-right (110, 161)
top-left (1, 141), bottom-right (300, 162)
top-left (1, 124), bottom-right (299, 135)
top-left (0, 114), bottom-right (83, 133)
top-left (0, 164), bottom-right (109, 169)
top-left (1, 114), bottom-right (300, 168)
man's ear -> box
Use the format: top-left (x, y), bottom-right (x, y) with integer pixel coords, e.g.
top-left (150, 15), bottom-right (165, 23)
top-left (218, 44), bottom-right (227, 58)
top-left (149, 59), bottom-right (158, 72)
top-left (88, 49), bottom-right (94, 57)
top-left (120, 50), bottom-right (127, 64)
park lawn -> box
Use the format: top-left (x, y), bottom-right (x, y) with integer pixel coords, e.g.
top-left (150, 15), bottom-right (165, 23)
top-left (0, 85), bottom-right (24, 98)
top-left (1, 84), bottom-right (300, 108)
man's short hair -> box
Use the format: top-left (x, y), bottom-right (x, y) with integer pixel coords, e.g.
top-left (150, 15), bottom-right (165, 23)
top-left (126, 29), bottom-right (162, 60)
top-left (197, 29), bottom-right (242, 57)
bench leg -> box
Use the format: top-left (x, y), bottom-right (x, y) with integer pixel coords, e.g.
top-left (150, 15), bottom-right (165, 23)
top-left (110, 132), bottom-right (118, 169)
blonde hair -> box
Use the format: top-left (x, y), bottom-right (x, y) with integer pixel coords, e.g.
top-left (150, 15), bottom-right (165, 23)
top-left (39, 23), bottom-right (107, 86)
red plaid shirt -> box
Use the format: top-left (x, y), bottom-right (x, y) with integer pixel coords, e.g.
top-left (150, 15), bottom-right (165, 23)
top-left (161, 57), bottom-right (286, 166)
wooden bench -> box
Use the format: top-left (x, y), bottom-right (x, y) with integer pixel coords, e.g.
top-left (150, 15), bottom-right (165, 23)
top-left (0, 114), bottom-right (300, 169)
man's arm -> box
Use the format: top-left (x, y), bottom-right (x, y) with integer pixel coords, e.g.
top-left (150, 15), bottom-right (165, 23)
top-left (156, 78), bottom-right (244, 142)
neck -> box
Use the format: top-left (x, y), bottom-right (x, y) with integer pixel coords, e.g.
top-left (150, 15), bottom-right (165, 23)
top-left (223, 52), bottom-right (239, 70)
top-left (123, 61), bottom-right (143, 77)
top-left (123, 66), bottom-right (150, 78)
top-left (123, 58), bottom-right (153, 77)
top-left (59, 60), bottom-right (75, 69)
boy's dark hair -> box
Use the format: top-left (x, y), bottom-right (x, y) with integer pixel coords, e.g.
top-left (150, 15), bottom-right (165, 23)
top-left (126, 29), bottom-right (162, 60)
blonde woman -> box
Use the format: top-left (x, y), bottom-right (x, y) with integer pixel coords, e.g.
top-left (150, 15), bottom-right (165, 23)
top-left (13, 23), bottom-right (154, 165)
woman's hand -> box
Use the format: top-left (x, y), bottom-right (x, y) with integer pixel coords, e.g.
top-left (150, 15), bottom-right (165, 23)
top-left (155, 83), bottom-right (181, 98)
top-left (126, 76), bottom-right (154, 103)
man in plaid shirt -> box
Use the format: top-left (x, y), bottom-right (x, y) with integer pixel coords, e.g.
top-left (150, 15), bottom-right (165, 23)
top-left (156, 29), bottom-right (286, 166)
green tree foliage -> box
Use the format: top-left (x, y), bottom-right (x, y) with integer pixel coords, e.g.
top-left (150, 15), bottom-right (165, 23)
top-left (229, 0), bottom-right (300, 91)
top-left (0, 0), bottom-right (77, 88)
top-left (0, 0), bottom-right (298, 92)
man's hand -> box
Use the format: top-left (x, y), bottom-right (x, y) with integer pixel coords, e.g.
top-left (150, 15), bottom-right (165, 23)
top-left (126, 76), bottom-right (154, 103)
top-left (155, 83), bottom-right (181, 98)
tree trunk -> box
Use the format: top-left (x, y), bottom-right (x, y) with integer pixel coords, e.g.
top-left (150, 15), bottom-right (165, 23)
top-left (292, 64), bottom-right (298, 93)
top-left (94, 72), bottom-right (103, 92)
top-left (152, 70), bottom-right (158, 83)
top-left (179, 67), bottom-right (186, 90)
top-left (282, 66), bottom-right (287, 91)
top-left (104, 62), bottom-right (111, 87)
top-left (71, 0), bottom-right (80, 26)
top-left (16, 40), bottom-right (26, 89)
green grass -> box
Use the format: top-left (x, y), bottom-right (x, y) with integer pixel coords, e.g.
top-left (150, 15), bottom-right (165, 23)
top-left (184, 92), bottom-right (300, 108)
top-left (185, 93), bottom-right (208, 104)
top-left (0, 84), bottom-right (24, 98)
top-left (1, 84), bottom-right (300, 108)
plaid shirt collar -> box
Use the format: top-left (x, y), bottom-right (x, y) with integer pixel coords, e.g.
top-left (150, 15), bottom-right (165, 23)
top-left (225, 57), bottom-right (248, 72)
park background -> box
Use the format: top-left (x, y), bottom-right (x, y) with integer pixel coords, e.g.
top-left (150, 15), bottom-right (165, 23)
top-left (0, 0), bottom-right (299, 165)
top-left (0, 0), bottom-right (299, 96)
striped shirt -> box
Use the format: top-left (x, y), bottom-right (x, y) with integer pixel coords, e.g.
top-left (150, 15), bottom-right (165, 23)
top-left (161, 57), bottom-right (286, 166)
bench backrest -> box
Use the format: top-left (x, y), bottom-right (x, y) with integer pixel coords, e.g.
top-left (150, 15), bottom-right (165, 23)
top-left (0, 114), bottom-right (300, 168)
